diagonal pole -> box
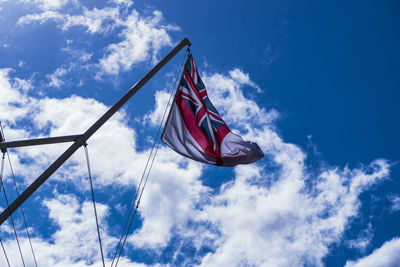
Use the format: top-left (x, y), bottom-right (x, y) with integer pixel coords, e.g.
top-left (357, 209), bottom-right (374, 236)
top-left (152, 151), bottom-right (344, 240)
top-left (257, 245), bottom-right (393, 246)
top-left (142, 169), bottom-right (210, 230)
top-left (0, 37), bottom-right (191, 226)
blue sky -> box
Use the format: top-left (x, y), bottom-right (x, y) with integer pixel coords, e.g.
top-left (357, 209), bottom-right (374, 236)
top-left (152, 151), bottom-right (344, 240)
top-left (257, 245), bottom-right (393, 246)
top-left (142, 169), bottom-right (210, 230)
top-left (0, 0), bottom-right (399, 266)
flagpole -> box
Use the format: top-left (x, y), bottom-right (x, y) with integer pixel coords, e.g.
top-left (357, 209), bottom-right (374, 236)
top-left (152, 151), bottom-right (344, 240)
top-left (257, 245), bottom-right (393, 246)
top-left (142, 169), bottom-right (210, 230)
top-left (0, 37), bottom-right (191, 226)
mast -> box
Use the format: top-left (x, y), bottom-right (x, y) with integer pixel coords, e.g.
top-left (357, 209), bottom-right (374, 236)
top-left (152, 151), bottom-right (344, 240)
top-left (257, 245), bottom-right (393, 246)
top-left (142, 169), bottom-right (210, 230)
top-left (0, 37), bottom-right (191, 226)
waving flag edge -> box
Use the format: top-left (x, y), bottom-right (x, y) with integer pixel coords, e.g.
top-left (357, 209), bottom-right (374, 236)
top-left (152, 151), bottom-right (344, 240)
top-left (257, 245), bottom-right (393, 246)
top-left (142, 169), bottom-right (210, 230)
top-left (162, 54), bottom-right (264, 167)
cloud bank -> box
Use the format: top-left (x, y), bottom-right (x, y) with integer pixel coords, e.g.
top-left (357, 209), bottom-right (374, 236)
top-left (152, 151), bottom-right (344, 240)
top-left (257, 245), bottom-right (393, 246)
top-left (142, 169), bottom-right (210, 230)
top-left (0, 64), bottom-right (394, 266)
top-left (0, 1), bottom-right (397, 266)
top-left (16, 0), bottom-right (178, 81)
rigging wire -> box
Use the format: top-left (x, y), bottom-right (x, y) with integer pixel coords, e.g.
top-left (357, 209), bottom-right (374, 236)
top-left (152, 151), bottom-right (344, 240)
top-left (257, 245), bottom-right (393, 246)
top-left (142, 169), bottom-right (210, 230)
top-left (0, 153), bottom-right (26, 267)
top-left (6, 153), bottom-right (38, 267)
top-left (0, 238), bottom-right (11, 267)
top-left (114, 124), bottom-right (162, 267)
top-left (83, 144), bottom-right (106, 267)
top-left (0, 122), bottom-right (38, 267)
top-left (112, 48), bottom-right (190, 267)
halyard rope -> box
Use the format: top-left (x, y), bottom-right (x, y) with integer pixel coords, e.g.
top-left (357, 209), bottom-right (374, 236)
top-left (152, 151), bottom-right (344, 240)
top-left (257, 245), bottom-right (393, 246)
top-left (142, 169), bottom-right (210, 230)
top-left (6, 152), bottom-right (39, 267)
top-left (111, 48), bottom-right (189, 267)
top-left (0, 238), bottom-right (10, 267)
top-left (0, 121), bottom-right (38, 267)
top-left (0, 153), bottom-right (25, 267)
top-left (83, 144), bottom-right (106, 267)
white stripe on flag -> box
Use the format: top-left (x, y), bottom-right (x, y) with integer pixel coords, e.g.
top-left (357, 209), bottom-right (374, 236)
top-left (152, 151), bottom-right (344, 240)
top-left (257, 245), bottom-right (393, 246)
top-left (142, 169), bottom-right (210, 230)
top-left (162, 102), bottom-right (217, 165)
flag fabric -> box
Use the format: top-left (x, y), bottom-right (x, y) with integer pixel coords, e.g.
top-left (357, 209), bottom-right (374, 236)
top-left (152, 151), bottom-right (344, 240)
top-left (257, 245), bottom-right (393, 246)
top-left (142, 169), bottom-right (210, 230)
top-left (162, 54), bottom-right (264, 167)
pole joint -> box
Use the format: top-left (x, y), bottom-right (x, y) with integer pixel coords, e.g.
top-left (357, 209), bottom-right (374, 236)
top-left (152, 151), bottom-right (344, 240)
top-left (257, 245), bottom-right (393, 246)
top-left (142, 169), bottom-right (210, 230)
top-left (0, 123), bottom-right (7, 154)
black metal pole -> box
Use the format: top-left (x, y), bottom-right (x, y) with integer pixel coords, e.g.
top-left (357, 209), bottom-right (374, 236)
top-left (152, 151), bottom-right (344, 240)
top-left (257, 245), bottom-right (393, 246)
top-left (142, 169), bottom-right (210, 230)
top-left (0, 125), bottom-right (6, 154)
top-left (0, 37), bottom-right (191, 226)
top-left (0, 135), bottom-right (83, 149)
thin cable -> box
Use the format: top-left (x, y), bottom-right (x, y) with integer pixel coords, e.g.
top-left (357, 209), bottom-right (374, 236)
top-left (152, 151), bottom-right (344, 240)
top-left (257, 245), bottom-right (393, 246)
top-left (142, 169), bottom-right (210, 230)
top-left (7, 153), bottom-right (38, 267)
top-left (110, 48), bottom-right (189, 267)
top-left (83, 144), bottom-right (106, 267)
top-left (0, 238), bottom-right (11, 267)
top-left (113, 47), bottom-right (190, 267)
top-left (0, 122), bottom-right (5, 154)
top-left (0, 153), bottom-right (26, 267)
top-left (109, 157), bottom-right (148, 267)
top-left (2, 122), bottom-right (38, 267)
top-left (114, 138), bottom-right (159, 267)
top-left (0, 122), bottom-right (5, 195)
top-left (114, 113), bottom-right (166, 267)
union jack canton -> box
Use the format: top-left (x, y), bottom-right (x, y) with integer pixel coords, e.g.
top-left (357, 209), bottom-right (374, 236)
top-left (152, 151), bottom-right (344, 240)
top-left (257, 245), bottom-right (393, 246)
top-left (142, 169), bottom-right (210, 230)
top-left (162, 54), bottom-right (264, 167)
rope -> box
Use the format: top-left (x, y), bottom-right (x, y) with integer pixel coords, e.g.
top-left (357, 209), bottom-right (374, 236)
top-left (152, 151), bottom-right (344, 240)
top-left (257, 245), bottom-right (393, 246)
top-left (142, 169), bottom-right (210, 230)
top-left (0, 238), bottom-right (11, 267)
top-left (111, 48), bottom-right (189, 267)
top-left (0, 153), bottom-right (26, 267)
top-left (0, 122), bottom-right (38, 267)
top-left (83, 144), bottom-right (106, 267)
top-left (6, 153), bottom-right (38, 267)
top-left (114, 125), bottom-right (162, 267)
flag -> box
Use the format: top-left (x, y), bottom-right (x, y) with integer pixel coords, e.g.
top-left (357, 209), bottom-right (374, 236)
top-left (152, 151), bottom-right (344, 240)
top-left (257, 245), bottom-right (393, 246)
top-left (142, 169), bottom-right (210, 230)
top-left (162, 55), bottom-right (264, 167)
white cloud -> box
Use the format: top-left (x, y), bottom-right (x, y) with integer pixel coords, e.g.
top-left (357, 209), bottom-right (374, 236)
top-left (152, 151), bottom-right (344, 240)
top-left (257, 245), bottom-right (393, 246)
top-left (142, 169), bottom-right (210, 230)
top-left (0, 65), bottom-right (205, 264)
top-left (16, 0), bottom-right (134, 34)
top-left (141, 68), bottom-right (391, 266)
top-left (16, 1), bottom-right (178, 79)
top-left (347, 223), bottom-right (373, 252)
top-left (110, 0), bottom-right (133, 7)
top-left (345, 237), bottom-right (400, 267)
top-left (194, 147), bottom-right (388, 266)
top-left (0, 68), bottom-right (33, 124)
top-left (144, 90), bottom-right (171, 126)
top-left (44, 45), bottom-right (92, 89)
top-left (97, 10), bottom-right (177, 77)
top-left (0, 69), bottom-right (206, 265)
top-left (229, 68), bottom-right (261, 92)
top-left (29, 93), bottom-right (207, 250)
top-left (129, 148), bottom-right (206, 249)
top-left (0, 34), bottom-right (394, 266)
top-left (307, 134), bottom-right (322, 156)
top-left (14, 78), bottom-right (33, 92)
top-left (43, 192), bottom-right (113, 264)
top-left (17, 7), bottom-right (120, 34)
top-left (62, 46), bottom-right (92, 62)
top-left (14, 95), bottom-right (138, 186)
top-left (17, 10), bottom-right (65, 25)
top-left (61, 6), bottom-right (121, 34)
top-left (0, 69), bottom-right (131, 186)
top-left (389, 195), bottom-right (400, 212)
top-left (202, 69), bottom-right (279, 129)
top-left (0, 192), bottom-right (152, 267)
top-left (19, 0), bottom-right (78, 11)
top-left (46, 67), bottom-right (69, 88)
